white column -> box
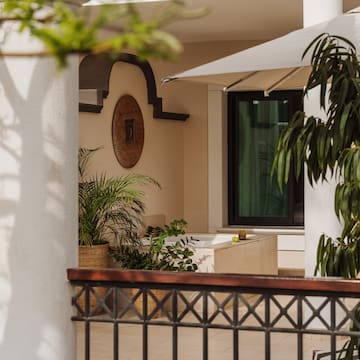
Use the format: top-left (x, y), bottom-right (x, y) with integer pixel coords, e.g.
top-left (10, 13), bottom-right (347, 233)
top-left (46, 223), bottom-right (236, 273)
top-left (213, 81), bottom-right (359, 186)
top-left (303, 0), bottom-right (343, 277)
top-left (0, 23), bottom-right (78, 359)
top-left (303, 0), bottom-right (343, 27)
top-left (208, 85), bottom-right (227, 233)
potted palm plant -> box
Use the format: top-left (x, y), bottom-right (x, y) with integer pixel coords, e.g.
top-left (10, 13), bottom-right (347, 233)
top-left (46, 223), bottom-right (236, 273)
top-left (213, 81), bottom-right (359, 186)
top-left (272, 33), bottom-right (360, 358)
top-left (78, 147), bottom-right (160, 268)
top-left (78, 147), bottom-right (160, 312)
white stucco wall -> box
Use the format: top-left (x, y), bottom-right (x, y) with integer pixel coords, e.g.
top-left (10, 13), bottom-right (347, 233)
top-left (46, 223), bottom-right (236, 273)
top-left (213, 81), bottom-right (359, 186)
top-left (303, 0), bottom-right (343, 277)
top-left (0, 23), bottom-right (77, 360)
top-left (79, 40), bottom-right (259, 233)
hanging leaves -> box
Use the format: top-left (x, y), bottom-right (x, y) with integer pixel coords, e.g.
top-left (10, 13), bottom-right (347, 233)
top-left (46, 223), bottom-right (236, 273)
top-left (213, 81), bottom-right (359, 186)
top-left (335, 147), bottom-right (360, 222)
top-left (0, 0), bottom-right (207, 68)
top-left (272, 33), bottom-right (360, 279)
top-left (314, 234), bottom-right (360, 278)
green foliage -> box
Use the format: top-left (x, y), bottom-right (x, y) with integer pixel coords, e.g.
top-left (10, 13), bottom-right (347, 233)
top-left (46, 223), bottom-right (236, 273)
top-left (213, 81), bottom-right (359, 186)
top-left (272, 33), bottom-right (360, 279)
top-left (272, 34), bottom-right (360, 188)
top-left (336, 147), bottom-right (360, 222)
top-left (340, 305), bottom-right (360, 359)
top-left (272, 35), bottom-right (360, 357)
top-left (314, 233), bottom-right (360, 278)
top-left (78, 147), bottom-right (160, 246)
top-left (1, 0), bottom-right (207, 68)
top-left (78, 147), bottom-right (101, 179)
top-left (109, 219), bottom-right (198, 272)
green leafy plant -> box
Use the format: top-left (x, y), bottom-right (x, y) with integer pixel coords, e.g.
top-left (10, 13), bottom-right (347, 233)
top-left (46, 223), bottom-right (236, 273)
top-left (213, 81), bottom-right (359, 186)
top-left (272, 33), bottom-right (360, 278)
top-left (272, 33), bottom-right (360, 359)
top-left (78, 147), bottom-right (160, 246)
top-left (109, 219), bottom-right (198, 271)
top-left (0, 0), bottom-right (207, 68)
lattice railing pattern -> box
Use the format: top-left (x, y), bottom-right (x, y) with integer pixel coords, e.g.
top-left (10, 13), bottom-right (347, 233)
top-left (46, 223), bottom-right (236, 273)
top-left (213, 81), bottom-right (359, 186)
top-left (68, 270), bottom-right (360, 360)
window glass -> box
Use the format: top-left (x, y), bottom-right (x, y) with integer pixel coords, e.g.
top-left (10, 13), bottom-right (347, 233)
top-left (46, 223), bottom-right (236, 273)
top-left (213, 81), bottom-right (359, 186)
top-left (228, 91), bottom-right (304, 226)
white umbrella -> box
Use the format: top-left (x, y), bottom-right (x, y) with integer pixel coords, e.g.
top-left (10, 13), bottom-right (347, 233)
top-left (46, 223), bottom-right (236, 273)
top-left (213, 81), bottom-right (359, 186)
top-left (162, 7), bottom-right (360, 94)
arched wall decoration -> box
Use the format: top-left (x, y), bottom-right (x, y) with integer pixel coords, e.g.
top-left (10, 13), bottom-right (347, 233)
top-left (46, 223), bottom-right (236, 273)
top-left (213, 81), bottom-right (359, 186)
top-left (112, 94), bottom-right (144, 168)
top-left (79, 53), bottom-right (189, 121)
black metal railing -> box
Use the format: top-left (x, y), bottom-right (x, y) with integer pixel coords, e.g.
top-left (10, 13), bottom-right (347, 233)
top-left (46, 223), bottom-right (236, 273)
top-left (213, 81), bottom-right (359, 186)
top-left (68, 269), bottom-right (360, 360)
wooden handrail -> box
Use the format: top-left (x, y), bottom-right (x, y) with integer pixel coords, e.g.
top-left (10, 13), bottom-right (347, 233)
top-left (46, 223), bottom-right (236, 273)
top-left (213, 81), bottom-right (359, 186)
top-left (67, 268), bottom-right (360, 295)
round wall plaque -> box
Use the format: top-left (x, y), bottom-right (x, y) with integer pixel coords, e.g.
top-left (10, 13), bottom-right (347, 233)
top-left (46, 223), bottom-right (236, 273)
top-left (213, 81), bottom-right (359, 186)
top-left (112, 95), bottom-right (144, 168)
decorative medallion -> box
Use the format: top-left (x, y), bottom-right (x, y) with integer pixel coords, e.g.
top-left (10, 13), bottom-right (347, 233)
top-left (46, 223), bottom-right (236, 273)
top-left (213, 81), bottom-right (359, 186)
top-left (112, 95), bottom-right (144, 168)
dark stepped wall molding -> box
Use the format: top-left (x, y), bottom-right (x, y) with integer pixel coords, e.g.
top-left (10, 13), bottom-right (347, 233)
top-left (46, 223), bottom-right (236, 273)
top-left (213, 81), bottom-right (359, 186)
top-left (79, 53), bottom-right (189, 121)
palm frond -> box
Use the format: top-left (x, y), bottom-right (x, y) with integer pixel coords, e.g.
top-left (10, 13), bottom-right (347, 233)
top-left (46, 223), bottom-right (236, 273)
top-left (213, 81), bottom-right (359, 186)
top-left (78, 148), bottom-right (160, 246)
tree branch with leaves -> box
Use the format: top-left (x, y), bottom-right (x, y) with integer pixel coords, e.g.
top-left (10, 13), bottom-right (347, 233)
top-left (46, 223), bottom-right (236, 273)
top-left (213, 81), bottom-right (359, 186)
top-left (0, 0), bottom-right (206, 67)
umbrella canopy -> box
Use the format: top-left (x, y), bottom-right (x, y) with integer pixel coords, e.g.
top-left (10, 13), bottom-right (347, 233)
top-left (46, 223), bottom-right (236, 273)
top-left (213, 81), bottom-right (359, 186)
top-left (162, 7), bottom-right (360, 93)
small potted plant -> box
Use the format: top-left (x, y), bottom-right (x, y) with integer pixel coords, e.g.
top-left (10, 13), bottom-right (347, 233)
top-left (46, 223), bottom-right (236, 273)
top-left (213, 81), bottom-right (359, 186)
top-left (78, 147), bottom-right (159, 267)
top-left (109, 219), bottom-right (198, 271)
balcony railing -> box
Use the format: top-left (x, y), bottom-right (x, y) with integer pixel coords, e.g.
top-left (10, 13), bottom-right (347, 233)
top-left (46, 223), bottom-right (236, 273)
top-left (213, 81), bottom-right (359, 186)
top-left (67, 269), bottom-right (360, 360)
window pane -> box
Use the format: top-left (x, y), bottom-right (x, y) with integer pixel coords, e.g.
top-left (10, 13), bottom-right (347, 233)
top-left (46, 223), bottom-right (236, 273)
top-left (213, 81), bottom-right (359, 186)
top-left (236, 99), bottom-right (289, 218)
top-left (228, 91), bottom-right (304, 226)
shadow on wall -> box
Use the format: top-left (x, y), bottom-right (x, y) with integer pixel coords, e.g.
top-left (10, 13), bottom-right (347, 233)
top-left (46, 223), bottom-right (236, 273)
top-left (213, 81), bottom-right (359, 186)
top-left (0, 54), bottom-right (77, 359)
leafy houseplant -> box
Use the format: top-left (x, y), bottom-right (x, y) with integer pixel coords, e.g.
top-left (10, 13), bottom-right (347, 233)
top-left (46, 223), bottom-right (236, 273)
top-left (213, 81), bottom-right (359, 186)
top-left (78, 148), bottom-right (158, 309)
top-left (109, 219), bottom-right (198, 317)
top-left (78, 147), bottom-right (160, 311)
top-left (272, 33), bottom-right (360, 278)
top-left (78, 147), bottom-right (159, 249)
top-left (109, 219), bottom-right (198, 272)
top-left (272, 33), bottom-right (360, 358)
